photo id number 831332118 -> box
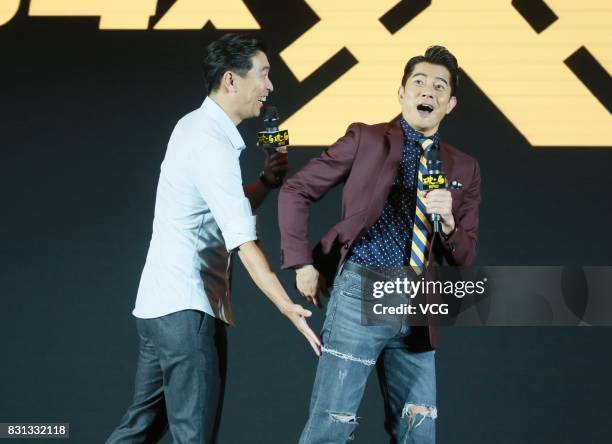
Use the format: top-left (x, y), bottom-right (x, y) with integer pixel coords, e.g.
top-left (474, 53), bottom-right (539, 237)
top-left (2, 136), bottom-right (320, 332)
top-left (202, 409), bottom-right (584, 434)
top-left (0, 423), bottom-right (69, 439)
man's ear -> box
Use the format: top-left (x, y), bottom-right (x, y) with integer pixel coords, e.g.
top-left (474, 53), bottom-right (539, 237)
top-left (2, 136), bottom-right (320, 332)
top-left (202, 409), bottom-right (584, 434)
top-left (446, 95), bottom-right (457, 115)
top-left (220, 71), bottom-right (237, 93)
top-left (397, 85), bottom-right (405, 104)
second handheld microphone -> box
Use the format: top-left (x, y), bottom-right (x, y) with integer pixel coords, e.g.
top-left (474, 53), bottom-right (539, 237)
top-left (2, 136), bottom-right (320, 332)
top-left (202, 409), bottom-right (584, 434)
top-left (257, 106), bottom-right (289, 155)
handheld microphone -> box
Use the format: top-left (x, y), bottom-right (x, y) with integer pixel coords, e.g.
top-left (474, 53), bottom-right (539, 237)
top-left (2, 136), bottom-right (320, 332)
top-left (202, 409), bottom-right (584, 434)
top-left (423, 144), bottom-right (447, 234)
top-left (257, 106), bottom-right (289, 155)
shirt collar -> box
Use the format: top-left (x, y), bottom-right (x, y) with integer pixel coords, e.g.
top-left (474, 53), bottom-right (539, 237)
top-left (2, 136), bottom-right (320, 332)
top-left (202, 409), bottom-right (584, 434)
top-left (399, 117), bottom-right (439, 150)
top-left (201, 97), bottom-right (246, 151)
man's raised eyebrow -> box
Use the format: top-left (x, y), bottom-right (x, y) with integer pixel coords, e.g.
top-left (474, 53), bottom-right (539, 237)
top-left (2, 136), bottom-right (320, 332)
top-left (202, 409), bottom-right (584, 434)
top-left (411, 72), bottom-right (449, 85)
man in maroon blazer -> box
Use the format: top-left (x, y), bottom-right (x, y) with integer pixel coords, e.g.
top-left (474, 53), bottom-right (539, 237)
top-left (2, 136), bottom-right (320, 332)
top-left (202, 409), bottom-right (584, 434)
top-left (278, 46), bottom-right (481, 443)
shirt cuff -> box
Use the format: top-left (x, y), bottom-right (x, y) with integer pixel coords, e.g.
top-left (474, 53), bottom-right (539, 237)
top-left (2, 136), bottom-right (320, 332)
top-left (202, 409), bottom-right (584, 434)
top-left (223, 215), bottom-right (258, 251)
top-left (439, 225), bottom-right (458, 253)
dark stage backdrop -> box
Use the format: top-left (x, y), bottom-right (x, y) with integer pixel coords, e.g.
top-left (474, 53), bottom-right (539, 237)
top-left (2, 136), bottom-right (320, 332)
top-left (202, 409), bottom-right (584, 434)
top-left (1, 1), bottom-right (611, 443)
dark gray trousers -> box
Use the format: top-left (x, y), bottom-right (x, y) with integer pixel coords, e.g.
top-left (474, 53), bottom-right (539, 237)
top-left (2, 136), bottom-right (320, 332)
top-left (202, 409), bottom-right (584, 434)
top-left (106, 310), bottom-right (227, 444)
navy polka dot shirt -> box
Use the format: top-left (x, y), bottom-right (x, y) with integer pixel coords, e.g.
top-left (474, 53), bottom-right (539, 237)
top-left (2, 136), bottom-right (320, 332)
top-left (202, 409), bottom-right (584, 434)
top-left (348, 118), bottom-right (439, 267)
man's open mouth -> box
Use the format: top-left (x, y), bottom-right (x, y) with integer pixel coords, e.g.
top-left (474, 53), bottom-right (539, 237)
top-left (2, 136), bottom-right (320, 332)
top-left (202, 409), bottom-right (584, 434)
top-left (416, 103), bottom-right (434, 117)
top-left (258, 96), bottom-right (267, 105)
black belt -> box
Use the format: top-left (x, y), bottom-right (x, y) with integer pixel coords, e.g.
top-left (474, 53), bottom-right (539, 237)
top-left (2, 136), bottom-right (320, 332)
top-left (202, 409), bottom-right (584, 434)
top-left (341, 260), bottom-right (413, 283)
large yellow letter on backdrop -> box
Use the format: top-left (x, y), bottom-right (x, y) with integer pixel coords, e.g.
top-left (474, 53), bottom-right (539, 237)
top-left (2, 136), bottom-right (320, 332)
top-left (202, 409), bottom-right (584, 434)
top-left (154, 0), bottom-right (259, 30)
top-left (28, 0), bottom-right (259, 30)
top-left (29, 0), bottom-right (158, 29)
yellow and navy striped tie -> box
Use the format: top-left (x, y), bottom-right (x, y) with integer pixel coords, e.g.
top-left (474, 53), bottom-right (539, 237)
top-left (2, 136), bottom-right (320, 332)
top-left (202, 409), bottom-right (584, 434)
top-left (409, 137), bottom-right (434, 273)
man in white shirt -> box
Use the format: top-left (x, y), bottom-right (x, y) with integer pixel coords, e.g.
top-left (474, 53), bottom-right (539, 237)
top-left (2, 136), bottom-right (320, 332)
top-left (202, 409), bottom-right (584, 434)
top-left (106, 34), bottom-right (320, 444)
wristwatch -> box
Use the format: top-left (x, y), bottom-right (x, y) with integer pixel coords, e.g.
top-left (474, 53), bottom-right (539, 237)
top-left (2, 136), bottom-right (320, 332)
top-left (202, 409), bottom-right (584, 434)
top-left (259, 171), bottom-right (283, 189)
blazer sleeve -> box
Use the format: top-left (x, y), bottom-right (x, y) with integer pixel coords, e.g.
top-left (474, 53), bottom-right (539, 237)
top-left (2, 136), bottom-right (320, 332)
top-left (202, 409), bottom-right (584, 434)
top-left (278, 123), bottom-right (361, 269)
top-left (439, 158), bottom-right (481, 266)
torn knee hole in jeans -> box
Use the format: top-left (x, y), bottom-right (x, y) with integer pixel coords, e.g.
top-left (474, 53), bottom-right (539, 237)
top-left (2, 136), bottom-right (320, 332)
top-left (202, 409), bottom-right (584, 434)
top-left (321, 346), bottom-right (376, 366)
top-left (329, 412), bottom-right (357, 424)
top-left (402, 403), bottom-right (438, 430)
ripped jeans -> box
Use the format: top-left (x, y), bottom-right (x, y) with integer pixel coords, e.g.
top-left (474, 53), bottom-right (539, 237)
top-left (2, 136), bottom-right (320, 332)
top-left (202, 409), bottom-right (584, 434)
top-left (299, 262), bottom-right (437, 444)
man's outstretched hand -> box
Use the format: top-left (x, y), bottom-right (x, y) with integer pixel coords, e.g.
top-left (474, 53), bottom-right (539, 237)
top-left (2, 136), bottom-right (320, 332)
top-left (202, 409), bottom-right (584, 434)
top-left (280, 302), bottom-right (321, 356)
top-left (236, 241), bottom-right (321, 357)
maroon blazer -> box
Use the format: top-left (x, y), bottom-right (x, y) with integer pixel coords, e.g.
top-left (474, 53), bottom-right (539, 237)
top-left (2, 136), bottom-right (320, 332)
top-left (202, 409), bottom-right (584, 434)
top-left (278, 119), bottom-right (481, 349)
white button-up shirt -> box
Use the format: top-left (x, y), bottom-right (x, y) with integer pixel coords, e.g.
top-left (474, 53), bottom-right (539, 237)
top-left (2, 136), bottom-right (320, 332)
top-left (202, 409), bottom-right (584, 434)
top-left (133, 97), bottom-right (257, 324)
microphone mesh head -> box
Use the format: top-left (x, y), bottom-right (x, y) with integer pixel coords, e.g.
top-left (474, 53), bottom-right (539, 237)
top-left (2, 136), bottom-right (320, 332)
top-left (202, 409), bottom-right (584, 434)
top-left (263, 106), bottom-right (279, 124)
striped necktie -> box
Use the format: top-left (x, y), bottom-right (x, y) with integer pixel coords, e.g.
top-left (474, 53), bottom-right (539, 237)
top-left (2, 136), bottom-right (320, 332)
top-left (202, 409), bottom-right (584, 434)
top-left (409, 137), bottom-right (434, 273)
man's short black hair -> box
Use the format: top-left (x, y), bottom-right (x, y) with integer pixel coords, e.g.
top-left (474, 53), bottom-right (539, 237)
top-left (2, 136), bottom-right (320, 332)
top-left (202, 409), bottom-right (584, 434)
top-left (401, 46), bottom-right (459, 96)
top-left (203, 33), bottom-right (266, 94)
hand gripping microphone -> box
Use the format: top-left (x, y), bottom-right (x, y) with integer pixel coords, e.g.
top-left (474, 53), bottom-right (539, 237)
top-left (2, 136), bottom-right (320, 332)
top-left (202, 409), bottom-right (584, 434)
top-left (257, 106), bottom-right (289, 155)
top-left (423, 144), bottom-right (447, 234)
top-left (423, 145), bottom-right (464, 234)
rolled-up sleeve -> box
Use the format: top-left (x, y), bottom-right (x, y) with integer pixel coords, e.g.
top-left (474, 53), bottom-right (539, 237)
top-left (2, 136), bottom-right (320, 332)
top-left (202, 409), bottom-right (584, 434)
top-left (190, 134), bottom-right (257, 251)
